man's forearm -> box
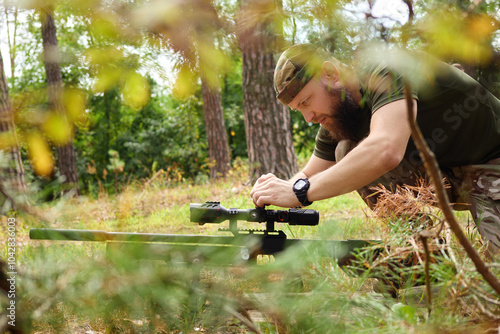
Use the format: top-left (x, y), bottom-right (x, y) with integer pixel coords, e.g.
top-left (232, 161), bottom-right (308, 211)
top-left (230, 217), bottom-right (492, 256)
top-left (307, 137), bottom-right (402, 202)
top-left (305, 99), bottom-right (414, 202)
top-left (288, 170), bottom-right (309, 183)
top-left (289, 154), bottom-right (337, 183)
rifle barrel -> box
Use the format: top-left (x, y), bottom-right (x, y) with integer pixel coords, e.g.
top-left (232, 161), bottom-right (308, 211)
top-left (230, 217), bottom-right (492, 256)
top-left (30, 228), bottom-right (241, 245)
top-left (30, 228), bottom-right (375, 261)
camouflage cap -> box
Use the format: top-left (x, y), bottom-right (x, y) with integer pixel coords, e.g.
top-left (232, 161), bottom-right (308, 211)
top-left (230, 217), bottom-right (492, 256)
top-left (274, 44), bottom-right (325, 105)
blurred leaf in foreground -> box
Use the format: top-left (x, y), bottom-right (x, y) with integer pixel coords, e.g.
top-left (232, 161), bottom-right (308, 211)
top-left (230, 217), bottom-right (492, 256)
top-left (173, 64), bottom-right (197, 100)
top-left (122, 71), bottom-right (150, 110)
top-left (421, 10), bottom-right (498, 64)
top-left (27, 132), bottom-right (54, 177)
top-left (63, 88), bottom-right (87, 123)
top-left (42, 112), bottom-right (72, 145)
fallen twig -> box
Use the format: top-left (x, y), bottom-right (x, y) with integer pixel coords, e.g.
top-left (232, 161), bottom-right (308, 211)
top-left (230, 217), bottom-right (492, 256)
top-left (224, 304), bottom-right (261, 334)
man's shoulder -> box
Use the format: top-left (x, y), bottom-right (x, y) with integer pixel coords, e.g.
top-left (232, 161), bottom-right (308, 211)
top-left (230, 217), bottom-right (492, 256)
top-left (354, 46), bottom-right (439, 85)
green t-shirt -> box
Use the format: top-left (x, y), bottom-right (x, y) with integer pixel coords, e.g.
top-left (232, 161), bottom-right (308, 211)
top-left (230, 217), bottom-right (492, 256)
top-left (314, 49), bottom-right (500, 167)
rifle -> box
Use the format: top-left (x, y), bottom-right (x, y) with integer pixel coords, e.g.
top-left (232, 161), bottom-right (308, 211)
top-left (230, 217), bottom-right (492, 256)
top-left (29, 201), bottom-right (372, 265)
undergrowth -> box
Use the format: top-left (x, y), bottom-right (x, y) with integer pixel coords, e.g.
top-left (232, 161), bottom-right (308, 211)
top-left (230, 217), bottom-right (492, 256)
top-left (1, 165), bottom-right (499, 333)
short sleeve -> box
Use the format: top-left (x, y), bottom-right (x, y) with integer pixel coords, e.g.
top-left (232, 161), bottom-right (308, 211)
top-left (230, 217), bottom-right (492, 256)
top-left (313, 126), bottom-right (338, 161)
top-left (359, 64), bottom-right (418, 114)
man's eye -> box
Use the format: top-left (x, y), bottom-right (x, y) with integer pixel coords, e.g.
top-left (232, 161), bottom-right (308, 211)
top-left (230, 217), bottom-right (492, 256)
top-left (302, 99), bottom-right (309, 106)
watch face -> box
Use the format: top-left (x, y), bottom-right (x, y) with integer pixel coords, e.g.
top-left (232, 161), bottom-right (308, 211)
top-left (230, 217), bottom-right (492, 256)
top-left (295, 179), bottom-right (306, 189)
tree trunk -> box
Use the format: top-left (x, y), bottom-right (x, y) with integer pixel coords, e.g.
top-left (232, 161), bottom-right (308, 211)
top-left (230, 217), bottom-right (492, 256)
top-left (41, 9), bottom-right (80, 195)
top-left (238, 0), bottom-right (298, 182)
top-left (4, 4), bottom-right (18, 79)
top-left (0, 48), bottom-right (26, 209)
top-left (201, 79), bottom-right (231, 179)
top-left (188, 0), bottom-right (231, 180)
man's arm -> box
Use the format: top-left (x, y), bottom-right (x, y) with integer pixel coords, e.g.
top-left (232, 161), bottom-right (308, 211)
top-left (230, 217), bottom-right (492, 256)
top-left (307, 99), bottom-right (415, 201)
top-left (251, 155), bottom-right (334, 208)
top-left (288, 155), bottom-right (336, 183)
top-left (250, 99), bottom-right (416, 208)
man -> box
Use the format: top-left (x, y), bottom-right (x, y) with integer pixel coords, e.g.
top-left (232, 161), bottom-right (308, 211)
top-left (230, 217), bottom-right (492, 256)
top-left (250, 43), bottom-right (500, 257)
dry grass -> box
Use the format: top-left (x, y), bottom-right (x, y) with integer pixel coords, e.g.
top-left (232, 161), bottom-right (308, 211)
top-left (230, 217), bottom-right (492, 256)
top-left (359, 179), bottom-right (500, 321)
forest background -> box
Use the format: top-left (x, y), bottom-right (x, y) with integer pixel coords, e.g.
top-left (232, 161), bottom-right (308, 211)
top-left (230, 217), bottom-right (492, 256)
top-left (1, 0), bottom-right (500, 332)
top-left (5, 0), bottom-right (500, 202)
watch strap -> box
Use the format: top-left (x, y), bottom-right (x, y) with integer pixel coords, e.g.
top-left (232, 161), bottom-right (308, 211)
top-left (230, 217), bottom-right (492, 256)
top-left (293, 178), bottom-right (313, 206)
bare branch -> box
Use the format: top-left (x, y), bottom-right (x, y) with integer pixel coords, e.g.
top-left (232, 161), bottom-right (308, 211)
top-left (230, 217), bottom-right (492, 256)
top-left (402, 0), bottom-right (414, 24)
top-left (403, 80), bottom-right (500, 295)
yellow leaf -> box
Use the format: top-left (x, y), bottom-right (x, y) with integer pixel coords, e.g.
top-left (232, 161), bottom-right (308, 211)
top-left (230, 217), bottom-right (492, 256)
top-left (122, 72), bottom-right (150, 110)
top-left (27, 133), bottom-right (54, 177)
top-left (84, 47), bottom-right (124, 66)
top-left (63, 88), bottom-right (87, 122)
top-left (173, 65), bottom-right (196, 99)
top-left (422, 10), bottom-right (494, 64)
top-left (42, 112), bottom-right (73, 145)
top-left (467, 14), bottom-right (498, 41)
top-left (93, 67), bottom-right (122, 93)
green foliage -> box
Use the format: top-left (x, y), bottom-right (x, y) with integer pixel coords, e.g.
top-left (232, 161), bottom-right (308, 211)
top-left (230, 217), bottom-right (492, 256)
top-left (7, 0), bottom-right (499, 197)
top-left (19, 245), bottom-right (236, 333)
top-left (291, 109), bottom-right (318, 159)
top-left (5, 4), bottom-right (249, 196)
top-left (72, 50), bottom-right (248, 194)
top-left (221, 55), bottom-right (247, 159)
top-left (75, 84), bottom-right (214, 193)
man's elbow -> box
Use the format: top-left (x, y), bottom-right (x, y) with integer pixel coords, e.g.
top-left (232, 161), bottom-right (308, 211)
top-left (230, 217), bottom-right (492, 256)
top-left (378, 140), bottom-right (405, 172)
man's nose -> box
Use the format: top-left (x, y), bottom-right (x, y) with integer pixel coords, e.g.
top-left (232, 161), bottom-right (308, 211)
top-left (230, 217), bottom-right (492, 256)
top-left (301, 110), bottom-right (316, 123)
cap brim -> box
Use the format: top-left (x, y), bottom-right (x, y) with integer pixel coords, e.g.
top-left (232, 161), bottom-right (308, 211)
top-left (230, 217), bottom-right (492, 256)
top-left (276, 65), bottom-right (315, 105)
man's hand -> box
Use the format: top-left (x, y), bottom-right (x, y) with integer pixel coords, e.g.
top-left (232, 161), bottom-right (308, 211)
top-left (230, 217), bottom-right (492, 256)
top-left (250, 173), bottom-right (302, 208)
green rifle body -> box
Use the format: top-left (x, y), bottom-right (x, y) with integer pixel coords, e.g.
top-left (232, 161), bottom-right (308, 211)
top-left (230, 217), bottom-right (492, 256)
top-left (29, 202), bottom-right (374, 265)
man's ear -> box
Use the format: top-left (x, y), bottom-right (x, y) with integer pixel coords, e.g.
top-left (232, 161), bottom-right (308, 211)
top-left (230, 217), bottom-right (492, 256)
top-left (321, 61), bottom-right (340, 83)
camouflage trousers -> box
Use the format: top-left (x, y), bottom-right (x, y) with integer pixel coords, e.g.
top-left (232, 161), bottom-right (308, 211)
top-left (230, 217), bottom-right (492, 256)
top-left (335, 140), bottom-right (500, 258)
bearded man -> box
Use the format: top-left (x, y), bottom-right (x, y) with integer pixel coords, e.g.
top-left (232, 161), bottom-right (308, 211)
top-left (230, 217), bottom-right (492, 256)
top-left (250, 43), bottom-right (500, 258)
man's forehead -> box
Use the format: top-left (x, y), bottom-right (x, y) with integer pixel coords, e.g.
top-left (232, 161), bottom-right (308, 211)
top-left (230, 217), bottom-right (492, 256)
top-left (288, 78), bottom-right (314, 109)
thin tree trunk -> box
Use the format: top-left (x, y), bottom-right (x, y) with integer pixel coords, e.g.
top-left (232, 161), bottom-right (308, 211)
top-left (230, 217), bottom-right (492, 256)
top-left (238, 0), bottom-right (298, 182)
top-left (191, 0), bottom-right (231, 180)
top-left (201, 79), bottom-right (231, 179)
top-left (41, 9), bottom-right (80, 195)
top-left (0, 48), bottom-right (26, 210)
top-left (4, 3), bottom-right (18, 79)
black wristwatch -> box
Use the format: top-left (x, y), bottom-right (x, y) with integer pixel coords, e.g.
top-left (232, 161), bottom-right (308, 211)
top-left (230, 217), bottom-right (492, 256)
top-left (293, 178), bottom-right (313, 207)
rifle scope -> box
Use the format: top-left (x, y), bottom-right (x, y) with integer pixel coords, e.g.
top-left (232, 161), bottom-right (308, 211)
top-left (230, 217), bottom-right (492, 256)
top-left (190, 202), bottom-right (319, 226)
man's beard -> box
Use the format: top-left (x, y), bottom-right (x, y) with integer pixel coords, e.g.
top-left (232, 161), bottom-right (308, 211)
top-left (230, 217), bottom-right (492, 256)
top-left (321, 83), bottom-right (368, 143)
